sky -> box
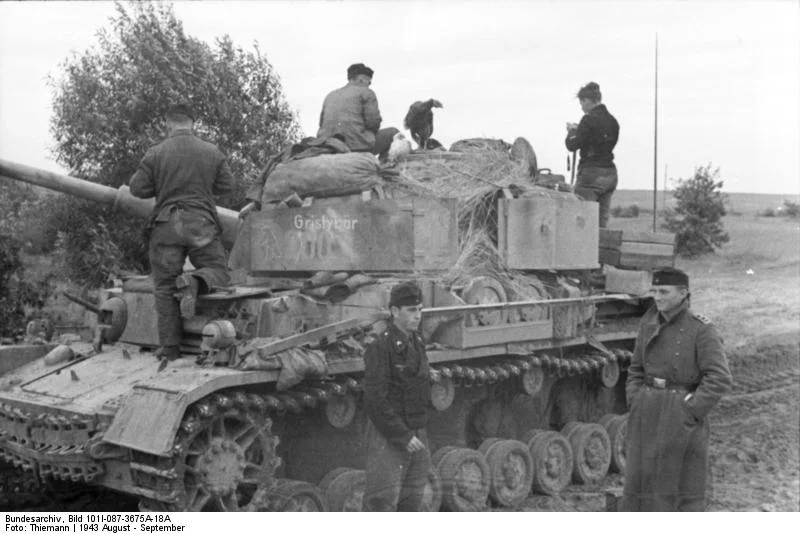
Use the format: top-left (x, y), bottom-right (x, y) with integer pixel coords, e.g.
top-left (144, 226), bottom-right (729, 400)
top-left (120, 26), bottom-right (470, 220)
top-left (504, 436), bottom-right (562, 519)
top-left (0, 0), bottom-right (798, 195)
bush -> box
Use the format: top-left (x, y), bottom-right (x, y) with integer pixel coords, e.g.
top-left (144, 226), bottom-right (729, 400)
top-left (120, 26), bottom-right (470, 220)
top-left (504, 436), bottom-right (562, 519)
top-left (782, 200), bottom-right (800, 218)
top-left (0, 234), bottom-right (52, 339)
top-left (662, 164), bottom-right (730, 257)
top-left (759, 208), bottom-right (776, 218)
top-left (611, 204), bottom-right (640, 218)
top-left (46, 1), bottom-right (301, 288)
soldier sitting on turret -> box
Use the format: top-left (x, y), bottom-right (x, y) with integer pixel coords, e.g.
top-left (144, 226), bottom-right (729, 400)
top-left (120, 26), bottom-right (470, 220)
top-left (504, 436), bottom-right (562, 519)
top-left (129, 103), bottom-right (235, 363)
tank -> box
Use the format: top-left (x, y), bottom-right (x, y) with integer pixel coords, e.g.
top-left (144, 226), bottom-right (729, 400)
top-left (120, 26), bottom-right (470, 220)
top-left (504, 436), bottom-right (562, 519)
top-left (0, 155), bottom-right (658, 511)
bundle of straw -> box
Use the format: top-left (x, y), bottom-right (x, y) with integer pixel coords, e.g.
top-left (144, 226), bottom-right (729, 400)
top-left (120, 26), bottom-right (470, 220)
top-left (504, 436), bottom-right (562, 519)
top-left (381, 149), bottom-right (571, 297)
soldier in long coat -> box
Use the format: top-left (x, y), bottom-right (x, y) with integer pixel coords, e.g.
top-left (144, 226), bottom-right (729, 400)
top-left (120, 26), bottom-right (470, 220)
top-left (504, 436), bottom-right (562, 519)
top-left (622, 267), bottom-right (732, 511)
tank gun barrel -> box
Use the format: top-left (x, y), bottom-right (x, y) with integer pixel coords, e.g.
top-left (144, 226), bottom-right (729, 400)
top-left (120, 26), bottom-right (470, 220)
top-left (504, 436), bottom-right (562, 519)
top-left (0, 158), bottom-right (238, 247)
top-left (62, 292), bottom-right (101, 315)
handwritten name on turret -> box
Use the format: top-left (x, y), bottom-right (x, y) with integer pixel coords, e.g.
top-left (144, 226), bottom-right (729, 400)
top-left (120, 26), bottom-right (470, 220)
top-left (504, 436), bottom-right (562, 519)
top-left (250, 200), bottom-right (415, 271)
top-left (293, 213), bottom-right (359, 231)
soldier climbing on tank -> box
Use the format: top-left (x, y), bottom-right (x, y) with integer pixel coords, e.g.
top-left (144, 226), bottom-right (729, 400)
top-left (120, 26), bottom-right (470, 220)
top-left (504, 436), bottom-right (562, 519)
top-left (363, 281), bottom-right (431, 511)
top-left (622, 267), bottom-right (732, 511)
top-left (129, 103), bottom-right (235, 364)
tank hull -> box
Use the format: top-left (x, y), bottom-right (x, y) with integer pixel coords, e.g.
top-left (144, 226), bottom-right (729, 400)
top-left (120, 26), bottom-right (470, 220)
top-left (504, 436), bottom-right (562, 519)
top-left (0, 296), bottom-right (641, 510)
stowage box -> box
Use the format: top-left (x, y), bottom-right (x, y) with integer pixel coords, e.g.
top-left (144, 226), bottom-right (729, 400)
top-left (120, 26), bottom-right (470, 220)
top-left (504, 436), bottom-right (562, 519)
top-left (497, 194), bottom-right (599, 270)
top-left (248, 196), bottom-right (458, 272)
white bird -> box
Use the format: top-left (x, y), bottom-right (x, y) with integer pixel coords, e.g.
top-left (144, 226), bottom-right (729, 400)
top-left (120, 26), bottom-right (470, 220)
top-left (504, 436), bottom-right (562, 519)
top-left (387, 132), bottom-right (412, 163)
top-left (746, 269), bottom-right (755, 275)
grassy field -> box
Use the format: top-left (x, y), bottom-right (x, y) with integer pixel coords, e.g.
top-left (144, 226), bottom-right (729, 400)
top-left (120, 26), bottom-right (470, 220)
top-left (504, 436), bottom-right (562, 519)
top-left (613, 189), bottom-right (800, 215)
top-left (608, 209), bottom-right (800, 349)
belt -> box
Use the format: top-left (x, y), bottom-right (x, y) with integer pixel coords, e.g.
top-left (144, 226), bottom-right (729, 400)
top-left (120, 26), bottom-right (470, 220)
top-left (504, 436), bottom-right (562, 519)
top-left (644, 375), bottom-right (692, 393)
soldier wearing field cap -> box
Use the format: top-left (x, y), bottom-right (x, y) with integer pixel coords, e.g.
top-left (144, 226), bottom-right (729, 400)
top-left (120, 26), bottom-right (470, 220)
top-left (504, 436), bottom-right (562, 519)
top-left (317, 63), bottom-right (388, 153)
top-left (130, 103), bottom-right (234, 364)
top-left (622, 267), bottom-right (732, 511)
top-left (363, 281), bottom-right (431, 511)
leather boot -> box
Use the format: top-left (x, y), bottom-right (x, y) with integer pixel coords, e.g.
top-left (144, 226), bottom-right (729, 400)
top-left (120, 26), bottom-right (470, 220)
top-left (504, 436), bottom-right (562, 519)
top-left (155, 345), bottom-right (180, 372)
top-left (175, 274), bottom-right (199, 318)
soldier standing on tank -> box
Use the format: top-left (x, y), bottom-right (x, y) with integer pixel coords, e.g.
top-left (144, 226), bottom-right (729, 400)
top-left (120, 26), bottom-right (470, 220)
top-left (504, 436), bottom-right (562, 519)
top-left (129, 103), bottom-right (235, 362)
top-left (622, 267), bottom-right (732, 511)
top-left (565, 81), bottom-right (619, 228)
top-left (363, 281), bottom-right (431, 511)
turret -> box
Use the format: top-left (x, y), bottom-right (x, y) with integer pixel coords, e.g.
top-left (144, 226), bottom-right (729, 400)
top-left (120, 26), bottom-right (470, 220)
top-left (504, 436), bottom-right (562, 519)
top-left (0, 158), bottom-right (239, 247)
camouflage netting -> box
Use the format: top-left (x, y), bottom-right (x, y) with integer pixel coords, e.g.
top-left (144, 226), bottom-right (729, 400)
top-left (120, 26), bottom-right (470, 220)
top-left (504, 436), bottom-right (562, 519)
top-left (380, 143), bottom-right (576, 299)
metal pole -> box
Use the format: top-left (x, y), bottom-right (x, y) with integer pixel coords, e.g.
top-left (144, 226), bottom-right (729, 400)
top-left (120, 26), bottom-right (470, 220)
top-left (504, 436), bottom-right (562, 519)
top-left (421, 293), bottom-right (637, 316)
top-left (664, 163), bottom-right (668, 211)
top-left (653, 33), bottom-right (659, 232)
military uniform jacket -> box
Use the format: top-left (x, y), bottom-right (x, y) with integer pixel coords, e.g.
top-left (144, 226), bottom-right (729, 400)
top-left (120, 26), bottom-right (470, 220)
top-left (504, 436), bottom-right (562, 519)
top-left (564, 103), bottom-right (619, 169)
top-left (626, 300), bottom-right (732, 421)
top-left (130, 130), bottom-right (234, 230)
top-left (363, 322), bottom-right (430, 449)
top-left (317, 82), bottom-right (382, 152)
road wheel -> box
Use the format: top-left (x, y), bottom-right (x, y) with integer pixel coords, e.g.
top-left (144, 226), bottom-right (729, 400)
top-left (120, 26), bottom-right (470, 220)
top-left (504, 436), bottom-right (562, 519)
top-left (566, 423), bottom-right (611, 484)
top-left (247, 479), bottom-right (327, 511)
top-left (420, 467), bottom-right (443, 512)
top-left (600, 359), bottom-right (620, 388)
top-left (461, 276), bottom-right (508, 327)
top-left (521, 366), bottom-right (545, 396)
top-left (481, 439), bottom-right (534, 507)
top-left (438, 447), bottom-right (490, 511)
top-left (605, 415), bottom-right (628, 474)
top-left (325, 392), bottom-right (357, 429)
top-left (319, 467), bottom-right (365, 512)
top-left (430, 377), bottom-right (455, 411)
top-left (526, 430), bottom-right (573, 495)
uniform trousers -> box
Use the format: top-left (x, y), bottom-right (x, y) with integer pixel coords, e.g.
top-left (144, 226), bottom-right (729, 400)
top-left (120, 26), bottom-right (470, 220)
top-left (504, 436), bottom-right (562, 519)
top-left (148, 208), bottom-right (229, 348)
top-left (363, 422), bottom-right (430, 512)
top-left (574, 165), bottom-right (618, 228)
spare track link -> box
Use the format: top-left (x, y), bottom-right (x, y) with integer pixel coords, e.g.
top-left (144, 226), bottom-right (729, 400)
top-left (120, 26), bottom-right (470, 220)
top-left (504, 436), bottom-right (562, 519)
top-left (0, 403), bottom-right (103, 484)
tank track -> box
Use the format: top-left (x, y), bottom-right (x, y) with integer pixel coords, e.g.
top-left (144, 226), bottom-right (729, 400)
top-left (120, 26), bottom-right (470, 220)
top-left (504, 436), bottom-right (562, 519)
top-left (134, 348), bottom-right (634, 512)
top-left (0, 459), bottom-right (49, 510)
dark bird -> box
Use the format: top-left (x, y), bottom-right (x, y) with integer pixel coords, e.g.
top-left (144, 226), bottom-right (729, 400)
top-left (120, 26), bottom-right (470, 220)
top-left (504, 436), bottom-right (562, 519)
top-left (404, 99), bottom-right (443, 150)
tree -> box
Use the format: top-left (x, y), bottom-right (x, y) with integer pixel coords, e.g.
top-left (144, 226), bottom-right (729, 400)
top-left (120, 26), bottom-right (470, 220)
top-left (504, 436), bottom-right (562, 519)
top-left (662, 164), bottom-right (730, 257)
top-left (46, 1), bottom-right (301, 286)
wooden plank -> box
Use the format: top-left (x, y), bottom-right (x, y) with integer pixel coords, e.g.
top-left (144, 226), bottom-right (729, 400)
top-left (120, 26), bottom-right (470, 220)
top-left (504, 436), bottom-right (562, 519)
top-left (619, 242), bottom-right (674, 257)
top-left (599, 229), bottom-right (623, 249)
top-left (621, 231), bottom-right (675, 245)
top-left (599, 247), bottom-right (621, 266)
top-left (619, 253), bottom-right (675, 269)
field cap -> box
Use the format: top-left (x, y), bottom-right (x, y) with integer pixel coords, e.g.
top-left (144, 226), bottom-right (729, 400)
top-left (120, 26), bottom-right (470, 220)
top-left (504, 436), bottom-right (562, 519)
top-left (389, 281), bottom-right (422, 308)
top-left (347, 63), bottom-right (374, 79)
top-left (167, 102), bottom-right (195, 121)
top-left (652, 267), bottom-right (689, 287)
